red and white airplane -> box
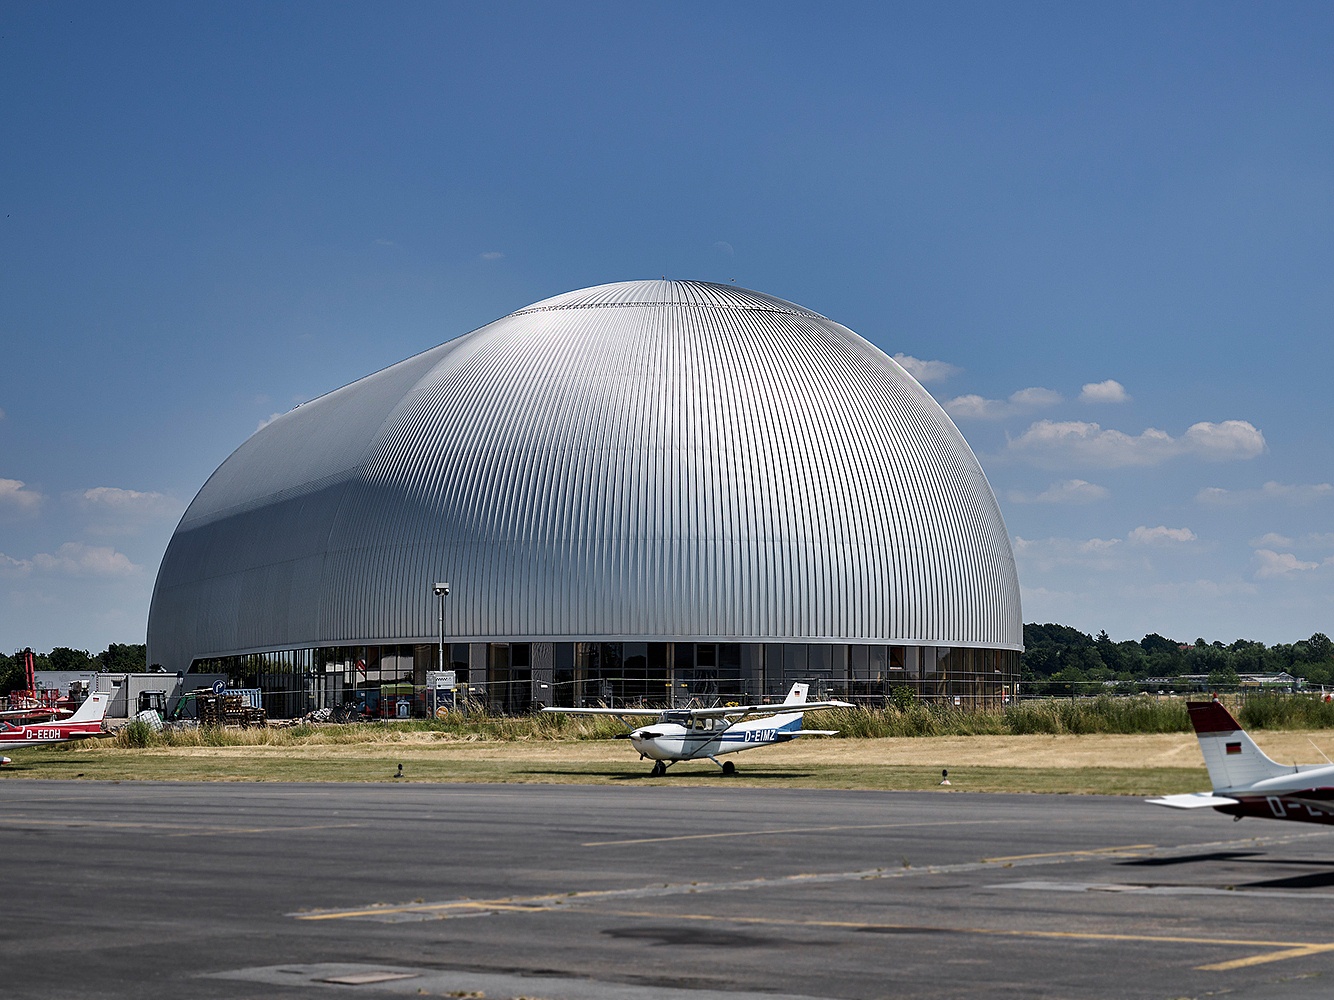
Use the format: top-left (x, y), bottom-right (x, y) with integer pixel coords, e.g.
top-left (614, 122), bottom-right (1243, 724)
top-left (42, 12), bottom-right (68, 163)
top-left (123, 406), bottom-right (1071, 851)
top-left (1149, 699), bottom-right (1334, 825)
top-left (0, 691), bottom-right (112, 765)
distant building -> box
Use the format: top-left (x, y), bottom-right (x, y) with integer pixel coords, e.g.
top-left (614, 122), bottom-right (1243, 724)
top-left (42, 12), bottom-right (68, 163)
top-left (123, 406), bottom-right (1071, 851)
top-left (1145, 672), bottom-right (1303, 692)
top-left (149, 281), bottom-right (1022, 717)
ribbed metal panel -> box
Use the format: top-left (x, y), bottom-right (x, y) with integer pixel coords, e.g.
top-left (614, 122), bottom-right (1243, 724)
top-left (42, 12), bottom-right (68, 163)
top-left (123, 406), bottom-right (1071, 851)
top-left (148, 280), bottom-right (1022, 670)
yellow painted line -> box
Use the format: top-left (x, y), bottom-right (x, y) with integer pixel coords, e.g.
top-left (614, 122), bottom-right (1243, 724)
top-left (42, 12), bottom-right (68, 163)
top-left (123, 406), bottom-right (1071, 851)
top-left (983, 844), bottom-right (1153, 862)
top-left (584, 819), bottom-right (1014, 848)
top-left (294, 879), bottom-right (1334, 971)
top-left (1196, 945), bottom-right (1334, 971)
top-left (295, 894), bottom-right (574, 921)
top-left (598, 908), bottom-right (1334, 971)
top-left (0, 817), bottom-right (362, 836)
top-left (162, 823), bottom-right (362, 838)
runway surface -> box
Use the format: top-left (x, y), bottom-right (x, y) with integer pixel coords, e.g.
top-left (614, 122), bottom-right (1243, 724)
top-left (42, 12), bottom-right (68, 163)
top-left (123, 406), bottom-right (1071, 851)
top-left (4, 779), bottom-right (1334, 999)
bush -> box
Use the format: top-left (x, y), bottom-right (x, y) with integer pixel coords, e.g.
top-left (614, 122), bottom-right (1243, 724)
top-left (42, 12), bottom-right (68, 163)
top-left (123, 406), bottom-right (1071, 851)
top-left (79, 694), bottom-right (1334, 752)
top-left (1239, 694), bottom-right (1334, 730)
top-left (117, 719), bottom-right (162, 748)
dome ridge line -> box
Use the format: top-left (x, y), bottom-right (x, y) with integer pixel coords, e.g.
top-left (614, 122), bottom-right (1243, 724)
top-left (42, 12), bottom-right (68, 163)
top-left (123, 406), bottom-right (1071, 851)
top-left (507, 300), bottom-right (826, 320)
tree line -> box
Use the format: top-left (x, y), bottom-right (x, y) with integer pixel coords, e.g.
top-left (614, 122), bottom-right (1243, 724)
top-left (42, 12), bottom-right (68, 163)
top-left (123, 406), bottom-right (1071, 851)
top-left (1, 644), bottom-right (148, 693)
top-left (1022, 623), bottom-right (1334, 694)
top-left (6, 629), bottom-right (1334, 698)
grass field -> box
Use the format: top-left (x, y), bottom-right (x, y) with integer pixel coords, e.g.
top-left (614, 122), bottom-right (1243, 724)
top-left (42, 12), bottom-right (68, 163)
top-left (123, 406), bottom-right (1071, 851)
top-left (0, 729), bottom-right (1263, 794)
top-left (6, 711), bottom-right (1331, 794)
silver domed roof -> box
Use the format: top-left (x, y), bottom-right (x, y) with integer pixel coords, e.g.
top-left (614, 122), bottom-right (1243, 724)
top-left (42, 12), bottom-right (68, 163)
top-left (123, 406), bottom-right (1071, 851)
top-left (149, 280), bottom-right (1020, 669)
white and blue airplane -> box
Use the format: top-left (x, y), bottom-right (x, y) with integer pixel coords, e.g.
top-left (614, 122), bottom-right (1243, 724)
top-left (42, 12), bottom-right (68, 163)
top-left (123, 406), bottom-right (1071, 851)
top-left (542, 683), bottom-right (853, 776)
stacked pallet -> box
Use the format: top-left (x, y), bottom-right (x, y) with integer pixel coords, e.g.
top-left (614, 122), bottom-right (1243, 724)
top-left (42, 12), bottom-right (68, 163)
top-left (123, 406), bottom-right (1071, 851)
top-left (196, 693), bottom-right (267, 728)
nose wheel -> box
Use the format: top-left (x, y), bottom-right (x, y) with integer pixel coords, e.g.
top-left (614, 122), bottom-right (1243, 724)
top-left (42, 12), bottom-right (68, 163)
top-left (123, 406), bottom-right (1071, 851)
top-left (650, 760), bottom-right (667, 777)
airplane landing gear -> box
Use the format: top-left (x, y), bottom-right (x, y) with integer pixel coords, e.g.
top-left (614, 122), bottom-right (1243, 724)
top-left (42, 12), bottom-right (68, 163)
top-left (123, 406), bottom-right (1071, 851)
top-left (721, 760), bottom-right (736, 776)
top-left (650, 760), bottom-right (667, 777)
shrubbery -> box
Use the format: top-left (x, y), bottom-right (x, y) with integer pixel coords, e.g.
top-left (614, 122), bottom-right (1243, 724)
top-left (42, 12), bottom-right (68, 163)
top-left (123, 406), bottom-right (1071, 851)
top-left (86, 693), bottom-right (1334, 751)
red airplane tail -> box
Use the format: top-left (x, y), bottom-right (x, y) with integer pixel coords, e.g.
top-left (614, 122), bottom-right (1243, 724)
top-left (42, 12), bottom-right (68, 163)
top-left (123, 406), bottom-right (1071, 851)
top-left (1185, 700), bottom-right (1291, 791)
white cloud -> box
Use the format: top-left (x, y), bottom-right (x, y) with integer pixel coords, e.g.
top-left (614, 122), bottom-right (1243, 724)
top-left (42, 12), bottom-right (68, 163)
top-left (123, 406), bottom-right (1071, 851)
top-left (1254, 549), bottom-right (1319, 579)
top-left (1251, 532), bottom-right (1294, 548)
top-left (1138, 578), bottom-right (1259, 600)
top-left (71, 486), bottom-right (181, 535)
top-left (479, 251), bottom-right (505, 262)
top-left (713, 241), bottom-right (735, 257)
top-left (1196, 481), bottom-right (1333, 507)
top-left (945, 387), bottom-right (1062, 420)
top-left (892, 354), bottom-right (959, 383)
top-left (1079, 379), bottom-right (1130, 404)
top-left (944, 394), bottom-right (1005, 419)
top-left (1015, 526), bottom-right (1201, 570)
top-left (1129, 525), bottom-right (1198, 546)
top-left (77, 486), bottom-right (175, 516)
top-left (0, 406), bottom-right (6, 419)
top-left (1249, 532), bottom-right (1334, 554)
top-left (257, 412), bottom-right (284, 432)
top-left (1006, 419), bottom-right (1265, 467)
top-left (1010, 387), bottom-right (1063, 408)
top-left (0, 478), bottom-right (44, 512)
top-left (0, 551), bottom-right (29, 573)
top-left (1012, 535), bottom-right (1126, 572)
top-left (2, 542), bottom-right (140, 578)
top-left (1007, 421), bottom-right (1173, 466)
top-left (1008, 479), bottom-right (1109, 505)
top-left (1183, 421), bottom-right (1267, 461)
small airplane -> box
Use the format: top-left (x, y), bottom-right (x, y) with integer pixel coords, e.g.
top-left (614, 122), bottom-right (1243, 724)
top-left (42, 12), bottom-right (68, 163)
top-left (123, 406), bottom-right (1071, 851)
top-left (541, 682), bottom-right (853, 776)
top-left (1148, 698), bottom-right (1334, 825)
top-left (0, 691), bottom-right (112, 765)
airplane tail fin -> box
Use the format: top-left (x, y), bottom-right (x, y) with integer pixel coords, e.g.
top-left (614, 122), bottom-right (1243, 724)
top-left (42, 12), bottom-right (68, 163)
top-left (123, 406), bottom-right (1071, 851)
top-left (67, 691), bottom-right (111, 724)
top-left (783, 683), bottom-right (809, 705)
top-left (1186, 700), bottom-right (1291, 791)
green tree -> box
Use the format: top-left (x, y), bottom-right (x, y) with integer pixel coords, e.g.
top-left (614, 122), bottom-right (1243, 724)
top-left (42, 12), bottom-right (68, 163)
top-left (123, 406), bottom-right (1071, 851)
top-left (1096, 631), bottom-right (1128, 673)
top-left (98, 643), bottom-right (147, 672)
top-left (1140, 633), bottom-right (1180, 656)
top-left (1047, 665), bottom-right (1090, 696)
top-left (1308, 633), bottom-right (1332, 662)
top-left (0, 652), bottom-right (21, 694)
top-left (48, 647), bottom-right (95, 671)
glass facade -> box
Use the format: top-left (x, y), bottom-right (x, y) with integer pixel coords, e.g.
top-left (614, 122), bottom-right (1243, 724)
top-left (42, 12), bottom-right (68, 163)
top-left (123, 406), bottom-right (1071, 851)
top-left (190, 641), bottom-right (1019, 719)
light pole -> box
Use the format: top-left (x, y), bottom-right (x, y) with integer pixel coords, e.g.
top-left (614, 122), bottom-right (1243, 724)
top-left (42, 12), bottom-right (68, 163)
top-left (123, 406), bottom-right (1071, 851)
top-left (433, 582), bottom-right (449, 712)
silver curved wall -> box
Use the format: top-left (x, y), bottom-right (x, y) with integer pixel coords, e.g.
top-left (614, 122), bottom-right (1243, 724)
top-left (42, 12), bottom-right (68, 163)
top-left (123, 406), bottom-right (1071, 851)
top-left (148, 280), bottom-right (1022, 671)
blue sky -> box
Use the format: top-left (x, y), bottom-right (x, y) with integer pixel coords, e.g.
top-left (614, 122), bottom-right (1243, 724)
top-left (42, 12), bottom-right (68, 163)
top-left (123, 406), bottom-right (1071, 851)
top-left (2, 2), bottom-right (1331, 653)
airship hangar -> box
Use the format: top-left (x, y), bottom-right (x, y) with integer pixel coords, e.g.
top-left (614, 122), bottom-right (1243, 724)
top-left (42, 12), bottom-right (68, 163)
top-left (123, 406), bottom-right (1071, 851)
top-left (147, 280), bottom-right (1022, 719)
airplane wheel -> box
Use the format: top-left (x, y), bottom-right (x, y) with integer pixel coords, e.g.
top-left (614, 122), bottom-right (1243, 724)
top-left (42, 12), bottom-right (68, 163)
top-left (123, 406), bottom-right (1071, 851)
top-left (651, 761), bottom-right (666, 777)
top-left (722, 760), bottom-right (736, 776)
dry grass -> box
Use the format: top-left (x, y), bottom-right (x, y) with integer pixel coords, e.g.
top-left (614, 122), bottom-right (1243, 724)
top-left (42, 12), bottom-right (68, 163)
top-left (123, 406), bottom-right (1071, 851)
top-left (8, 720), bottom-right (1329, 795)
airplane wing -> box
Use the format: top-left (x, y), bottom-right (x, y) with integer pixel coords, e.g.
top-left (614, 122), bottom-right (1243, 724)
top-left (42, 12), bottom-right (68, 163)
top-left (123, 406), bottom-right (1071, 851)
top-left (688, 700), bottom-right (854, 720)
top-left (539, 707), bottom-right (663, 717)
top-left (1146, 792), bottom-right (1240, 809)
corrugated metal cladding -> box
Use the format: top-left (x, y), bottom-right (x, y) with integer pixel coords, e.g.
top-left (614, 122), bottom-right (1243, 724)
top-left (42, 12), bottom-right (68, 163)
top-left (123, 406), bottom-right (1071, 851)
top-left (148, 280), bottom-right (1022, 671)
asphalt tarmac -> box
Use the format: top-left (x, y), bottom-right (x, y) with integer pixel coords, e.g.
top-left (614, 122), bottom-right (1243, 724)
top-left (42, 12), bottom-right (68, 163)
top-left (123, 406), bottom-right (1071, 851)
top-left (3, 779), bottom-right (1334, 999)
